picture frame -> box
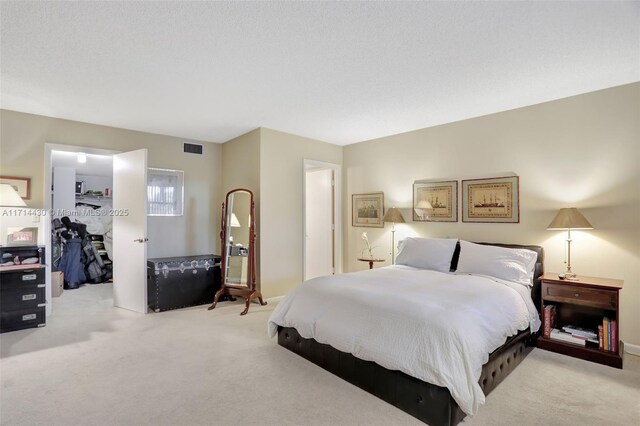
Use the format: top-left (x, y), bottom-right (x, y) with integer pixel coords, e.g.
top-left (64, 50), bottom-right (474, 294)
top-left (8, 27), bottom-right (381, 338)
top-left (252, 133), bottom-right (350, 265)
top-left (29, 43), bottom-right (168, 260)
top-left (413, 180), bottom-right (458, 222)
top-left (7, 227), bottom-right (38, 246)
top-left (0, 176), bottom-right (31, 200)
top-left (462, 176), bottom-right (519, 223)
top-left (352, 192), bottom-right (384, 228)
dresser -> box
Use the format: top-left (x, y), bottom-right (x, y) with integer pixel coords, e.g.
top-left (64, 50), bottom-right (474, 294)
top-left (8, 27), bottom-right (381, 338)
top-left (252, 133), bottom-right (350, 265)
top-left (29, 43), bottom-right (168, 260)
top-left (0, 245), bottom-right (46, 333)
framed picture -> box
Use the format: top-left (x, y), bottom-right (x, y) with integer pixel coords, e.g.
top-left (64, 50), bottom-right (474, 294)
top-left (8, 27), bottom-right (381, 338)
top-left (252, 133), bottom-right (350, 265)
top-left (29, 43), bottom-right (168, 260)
top-left (352, 192), bottom-right (384, 228)
top-left (7, 227), bottom-right (38, 245)
top-left (0, 176), bottom-right (31, 200)
top-left (413, 180), bottom-right (458, 222)
top-left (462, 176), bottom-right (519, 223)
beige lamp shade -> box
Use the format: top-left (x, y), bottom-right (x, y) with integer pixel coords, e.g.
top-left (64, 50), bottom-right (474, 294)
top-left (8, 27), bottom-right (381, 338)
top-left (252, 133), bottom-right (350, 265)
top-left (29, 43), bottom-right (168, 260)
top-left (0, 183), bottom-right (27, 207)
top-left (383, 207), bottom-right (405, 224)
top-left (547, 208), bottom-right (593, 230)
top-left (230, 213), bottom-right (241, 227)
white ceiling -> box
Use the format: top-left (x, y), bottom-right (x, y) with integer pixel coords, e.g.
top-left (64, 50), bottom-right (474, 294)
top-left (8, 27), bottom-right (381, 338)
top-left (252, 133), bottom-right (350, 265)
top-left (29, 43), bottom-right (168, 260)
top-left (1, 2), bottom-right (638, 146)
top-left (51, 150), bottom-right (113, 177)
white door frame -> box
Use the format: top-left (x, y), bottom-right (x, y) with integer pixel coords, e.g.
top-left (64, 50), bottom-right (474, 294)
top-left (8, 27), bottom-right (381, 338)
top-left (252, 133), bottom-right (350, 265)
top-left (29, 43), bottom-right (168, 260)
top-left (43, 143), bottom-right (120, 315)
top-left (303, 159), bottom-right (342, 281)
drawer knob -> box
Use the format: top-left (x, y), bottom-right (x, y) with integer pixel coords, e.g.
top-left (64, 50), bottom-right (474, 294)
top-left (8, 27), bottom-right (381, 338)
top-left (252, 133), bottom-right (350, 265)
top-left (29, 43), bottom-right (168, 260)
top-left (574, 293), bottom-right (580, 297)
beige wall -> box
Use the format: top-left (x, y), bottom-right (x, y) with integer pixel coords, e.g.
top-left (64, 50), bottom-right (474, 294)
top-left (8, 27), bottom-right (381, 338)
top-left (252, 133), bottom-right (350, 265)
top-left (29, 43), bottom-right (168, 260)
top-left (0, 109), bottom-right (223, 258)
top-left (260, 128), bottom-right (342, 298)
top-left (3, 85), bottom-right (637, 345)
top-left (220, 129), bottom-right (261, 284)
top-left (343, 83), bottom-right (640, 345)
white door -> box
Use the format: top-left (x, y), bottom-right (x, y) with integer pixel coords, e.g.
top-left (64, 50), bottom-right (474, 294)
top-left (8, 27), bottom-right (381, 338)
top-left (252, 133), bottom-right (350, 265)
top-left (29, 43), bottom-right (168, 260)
top-left (304, 168), bottom-right (334, 280)
top-left (112, 149), bottom-right (148, 313)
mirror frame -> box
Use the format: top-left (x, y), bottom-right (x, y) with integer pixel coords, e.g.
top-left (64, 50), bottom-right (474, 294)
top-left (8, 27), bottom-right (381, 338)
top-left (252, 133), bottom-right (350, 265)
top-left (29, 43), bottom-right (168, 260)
top-left (208, 188), bottom-right (266, 315)
top-left (221, 189), bottom-right (253, 289)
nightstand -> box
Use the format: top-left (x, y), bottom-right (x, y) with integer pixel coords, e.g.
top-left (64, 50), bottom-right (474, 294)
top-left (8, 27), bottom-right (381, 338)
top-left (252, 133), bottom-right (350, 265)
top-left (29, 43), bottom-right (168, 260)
top-left (537, 273), bottom-right (623, 369)
top-left (357, 258), bottom-right (385, 269)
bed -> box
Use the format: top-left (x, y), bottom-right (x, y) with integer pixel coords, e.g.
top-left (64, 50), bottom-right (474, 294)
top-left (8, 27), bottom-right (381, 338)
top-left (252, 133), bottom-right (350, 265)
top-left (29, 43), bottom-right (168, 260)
top-left (268, 240), bottom-right (544, 426)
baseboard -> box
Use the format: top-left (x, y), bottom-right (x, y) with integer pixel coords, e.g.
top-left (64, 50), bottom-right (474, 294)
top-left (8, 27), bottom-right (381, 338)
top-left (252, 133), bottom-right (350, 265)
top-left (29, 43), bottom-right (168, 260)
top-left (264, 295), bottom-right (284, 303)
top-left (623, 341), bottom-right (640, 357)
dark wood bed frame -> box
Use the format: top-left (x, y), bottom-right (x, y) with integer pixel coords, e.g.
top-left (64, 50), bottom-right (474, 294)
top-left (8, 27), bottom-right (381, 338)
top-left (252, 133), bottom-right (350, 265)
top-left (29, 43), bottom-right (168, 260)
top-left (277, 242), bottom-right (544, 426)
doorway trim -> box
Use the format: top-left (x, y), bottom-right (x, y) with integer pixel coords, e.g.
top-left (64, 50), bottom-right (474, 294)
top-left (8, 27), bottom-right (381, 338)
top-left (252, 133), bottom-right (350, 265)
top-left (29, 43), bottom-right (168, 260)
top-left (43, 143), bottom-right (121, 315)
top-left (302, 159), bottom-right (342, 281)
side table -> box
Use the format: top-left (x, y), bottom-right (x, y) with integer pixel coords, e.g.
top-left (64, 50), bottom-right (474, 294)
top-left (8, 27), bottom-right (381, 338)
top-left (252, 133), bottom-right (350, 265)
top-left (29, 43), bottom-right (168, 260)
top-left (357, 258), bottom-right (385, 270)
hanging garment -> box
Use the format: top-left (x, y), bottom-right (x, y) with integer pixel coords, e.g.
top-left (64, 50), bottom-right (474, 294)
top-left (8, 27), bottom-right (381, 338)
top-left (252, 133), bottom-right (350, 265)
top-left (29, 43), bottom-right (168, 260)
top-left (82, 238), bottom-right (106, 283)
top-left (57, 238), bottom-right (86, 289)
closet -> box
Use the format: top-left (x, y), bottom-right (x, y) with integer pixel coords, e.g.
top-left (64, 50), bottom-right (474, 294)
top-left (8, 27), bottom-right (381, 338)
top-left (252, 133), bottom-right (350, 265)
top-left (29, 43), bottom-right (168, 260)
top-left (51, 151), bottom-right (113, 291)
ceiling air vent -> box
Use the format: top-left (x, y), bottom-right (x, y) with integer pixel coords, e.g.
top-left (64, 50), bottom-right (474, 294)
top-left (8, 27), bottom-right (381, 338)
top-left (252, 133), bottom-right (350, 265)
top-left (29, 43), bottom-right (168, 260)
top-left (183, 143), bottom-right (203, 155)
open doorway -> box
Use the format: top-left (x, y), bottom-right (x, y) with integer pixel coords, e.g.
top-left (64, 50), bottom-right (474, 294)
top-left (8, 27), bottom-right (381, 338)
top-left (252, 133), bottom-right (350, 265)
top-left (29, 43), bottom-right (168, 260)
top-left (47, 147), bottom-right (116, 314)
top-left (44, 144), bottom-right (149, 316)
top-left (303, 160), bottom-right (342, 281)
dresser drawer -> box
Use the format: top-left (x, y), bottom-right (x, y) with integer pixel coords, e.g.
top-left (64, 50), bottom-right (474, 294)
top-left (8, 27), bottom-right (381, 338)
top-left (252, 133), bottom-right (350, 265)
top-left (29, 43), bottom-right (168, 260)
top-left (0, 306), bottom-right (46, 333)
top-left (0, 267), bottom-right (45, 289)
top-left (1, 285), bottom-right (46, 311)
top-left (542, 282), bottom-right (617, 309)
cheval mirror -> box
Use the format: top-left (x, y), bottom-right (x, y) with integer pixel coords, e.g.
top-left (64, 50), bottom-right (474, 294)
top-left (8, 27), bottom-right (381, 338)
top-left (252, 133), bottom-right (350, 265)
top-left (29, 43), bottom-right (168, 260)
top-left (208, 188), bottom-right (266, 315)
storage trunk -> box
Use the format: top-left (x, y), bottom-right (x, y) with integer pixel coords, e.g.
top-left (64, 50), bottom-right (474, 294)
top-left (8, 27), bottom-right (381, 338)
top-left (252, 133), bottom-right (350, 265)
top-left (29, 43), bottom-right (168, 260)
top-left (147, 254), bottom-right (221, 312)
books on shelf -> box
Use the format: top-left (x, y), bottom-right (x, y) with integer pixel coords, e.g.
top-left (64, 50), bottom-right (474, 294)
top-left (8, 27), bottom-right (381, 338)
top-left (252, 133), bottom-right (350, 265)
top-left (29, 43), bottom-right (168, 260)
top-left (550, 329), bottom-right (586, 346)
top-left (542, 308), bottom-right (618, 354)
top-left (559, 325), bottom-right (598, 346)
top-left (602, 317), bottom-right (618, 353)
top-left (543, 305), bottom-right (557, 339)
top-left (611, 320), bottom-right (617, 353)
top-left (598, 325), bottom-right (603, 350)
top-left (561, 325), bottom-right (597, 340)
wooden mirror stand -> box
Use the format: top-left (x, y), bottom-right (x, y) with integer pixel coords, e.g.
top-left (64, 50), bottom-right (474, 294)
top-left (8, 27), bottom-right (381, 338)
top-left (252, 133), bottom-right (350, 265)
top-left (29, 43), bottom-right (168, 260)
top-left (208, 188), bottom-right (266, 315)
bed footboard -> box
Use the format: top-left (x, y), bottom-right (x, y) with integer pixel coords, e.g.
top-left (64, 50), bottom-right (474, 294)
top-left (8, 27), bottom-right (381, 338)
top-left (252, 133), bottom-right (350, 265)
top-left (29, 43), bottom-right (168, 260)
top-left (480, 329), bottom-right (532, 395)
top-left (277, 326), bottom-right (532, 426)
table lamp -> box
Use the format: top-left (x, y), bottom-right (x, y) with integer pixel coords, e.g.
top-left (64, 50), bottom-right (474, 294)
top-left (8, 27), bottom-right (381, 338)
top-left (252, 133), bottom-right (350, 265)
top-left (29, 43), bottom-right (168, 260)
top-left (383, 207), bottom-right (405, 264)
top-left (229, 213), bottom-right (241, 227)
top-left (547, 207), bottom-right (593, 279)
top-left (0, 184), bottom-right (27, 207)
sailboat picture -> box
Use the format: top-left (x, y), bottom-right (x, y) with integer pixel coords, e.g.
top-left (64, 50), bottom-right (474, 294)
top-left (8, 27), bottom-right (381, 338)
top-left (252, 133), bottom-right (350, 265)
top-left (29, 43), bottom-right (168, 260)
top-left (413, 180), bottom-right (458, 222)
top-left (474, 192), bottom-right (505, 208)
top-left (462, 176), bottom-right (519, 223)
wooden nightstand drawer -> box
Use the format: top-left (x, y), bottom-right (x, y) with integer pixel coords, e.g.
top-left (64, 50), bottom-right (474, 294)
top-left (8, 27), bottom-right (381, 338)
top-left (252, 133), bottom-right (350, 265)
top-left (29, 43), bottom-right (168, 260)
top-left (543, 282), bottom-right (617, 310)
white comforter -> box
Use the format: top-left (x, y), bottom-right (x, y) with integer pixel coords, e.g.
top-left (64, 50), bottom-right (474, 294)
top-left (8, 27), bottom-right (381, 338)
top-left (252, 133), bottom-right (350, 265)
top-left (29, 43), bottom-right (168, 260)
top-left (267, 265), bottom-right (540, 416)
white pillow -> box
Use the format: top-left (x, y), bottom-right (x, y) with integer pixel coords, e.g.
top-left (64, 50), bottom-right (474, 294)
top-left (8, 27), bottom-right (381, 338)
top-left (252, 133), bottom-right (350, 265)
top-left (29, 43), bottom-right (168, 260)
top-left (395, 237), bottom-right (458, 272)
top-left (456, 240), bottom-right (537, 286)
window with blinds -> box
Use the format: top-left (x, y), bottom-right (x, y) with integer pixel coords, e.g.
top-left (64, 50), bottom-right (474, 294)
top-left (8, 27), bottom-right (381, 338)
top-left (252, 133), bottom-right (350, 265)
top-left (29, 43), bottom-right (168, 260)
top-left (147, 168), bottom-right (184, 216)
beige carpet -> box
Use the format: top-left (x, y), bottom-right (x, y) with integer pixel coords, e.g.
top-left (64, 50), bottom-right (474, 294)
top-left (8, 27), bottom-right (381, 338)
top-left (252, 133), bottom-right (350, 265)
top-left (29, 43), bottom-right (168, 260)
top-left (1, 284), bottom-right (638, 426)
